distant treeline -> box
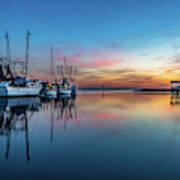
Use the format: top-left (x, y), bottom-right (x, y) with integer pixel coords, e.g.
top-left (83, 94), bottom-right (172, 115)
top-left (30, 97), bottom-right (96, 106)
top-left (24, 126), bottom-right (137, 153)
top-left (78, 88), bottom-right (132, 91)
top-left (78, 88), bottom-right (171, 92)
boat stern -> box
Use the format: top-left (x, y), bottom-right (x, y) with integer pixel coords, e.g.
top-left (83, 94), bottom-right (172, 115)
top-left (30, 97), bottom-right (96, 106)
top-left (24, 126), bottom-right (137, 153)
top-left (0, 81), bottom-right (9, 97)
top-left (0, 86), bottom-right (8, 97)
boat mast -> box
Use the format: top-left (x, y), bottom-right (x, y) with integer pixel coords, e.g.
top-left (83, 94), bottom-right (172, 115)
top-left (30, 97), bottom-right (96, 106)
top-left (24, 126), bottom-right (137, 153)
top-left (50, 46), bottom-right (54, 83)
top-left (64, 56), bottom-right (68, 76)
top-left (25, 30), bottom-right (31, 76)
top-left (74, 67), bottom-right (77, 80)
top-left (5, 31), bottom-right (11, 63)
top-left (56, 56), bottom-right (77, 82)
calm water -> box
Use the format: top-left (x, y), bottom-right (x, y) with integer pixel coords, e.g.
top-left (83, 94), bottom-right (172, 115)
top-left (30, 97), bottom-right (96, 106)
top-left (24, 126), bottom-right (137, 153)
top-left (1, 92), bottom-right (180, 179)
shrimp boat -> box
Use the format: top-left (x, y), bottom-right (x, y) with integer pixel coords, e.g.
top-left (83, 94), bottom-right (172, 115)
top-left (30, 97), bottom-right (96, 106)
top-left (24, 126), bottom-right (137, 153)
top-left (56, 57), bottom-right (77, 95)
top-left (0, 80), bottom-right (41, 97)
top-left (41, 82), bottom-right (57, 98)
top-left (0, 30), bottom-right (42, 97)
top-left (40, 47), bottom-right (57, 98)
top-left (58, 88), bottom-right (71, 94)
top-left (46, 88), bottom-right (57, 97)
top-left (57, 77), bottom-right (71, 94)
top-left (0, 59), bottom-right (42, 97)
top-left (0, 78), bottom-right (42, 97)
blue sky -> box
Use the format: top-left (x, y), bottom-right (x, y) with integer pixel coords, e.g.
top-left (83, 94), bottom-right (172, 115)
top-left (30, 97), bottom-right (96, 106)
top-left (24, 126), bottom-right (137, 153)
top-left (1, 0), bottom-right (179, 48)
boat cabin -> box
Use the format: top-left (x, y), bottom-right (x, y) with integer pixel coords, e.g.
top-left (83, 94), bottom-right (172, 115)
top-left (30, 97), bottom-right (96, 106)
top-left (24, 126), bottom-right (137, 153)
top-left (170, 81), bottom-right (180, 91)
top-left (0, 57), bottom-right (13, 81)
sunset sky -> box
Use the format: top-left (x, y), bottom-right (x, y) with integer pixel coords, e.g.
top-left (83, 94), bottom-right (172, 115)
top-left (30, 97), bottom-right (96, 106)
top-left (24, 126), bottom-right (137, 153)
top-left (1, 0), bottom-right (180, 88)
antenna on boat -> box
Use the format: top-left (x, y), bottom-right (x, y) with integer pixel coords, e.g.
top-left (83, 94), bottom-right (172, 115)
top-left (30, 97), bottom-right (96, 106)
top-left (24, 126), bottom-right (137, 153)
top-left (60, 65), bottom-right (64, 79)
top-left (74, 67), bottom-right (77, 80)
top-left (64, 56), bottom-right (68, 76)
top-left (50, 46), bottom-right (54, 82)
top-left (64, 56), bottom-right (66, 65)
top-left (5, 31), bottom-right (11, 62)
top-left (69, 65), bottom-right (73, 80)
top-left (25, 30), bottom-right (31, 76)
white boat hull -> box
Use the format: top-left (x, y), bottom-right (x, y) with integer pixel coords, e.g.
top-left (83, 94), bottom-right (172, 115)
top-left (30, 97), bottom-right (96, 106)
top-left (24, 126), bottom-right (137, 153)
top-left (0, 86), bottom-right (42, 97)
top-left (58, 89), bottom-right (71, 94)
top-left (46, 90), bottom-right (57, 97)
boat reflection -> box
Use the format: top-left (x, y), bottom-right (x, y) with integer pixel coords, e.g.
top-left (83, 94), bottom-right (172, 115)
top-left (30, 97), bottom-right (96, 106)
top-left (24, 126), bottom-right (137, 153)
top-left (0, 97), bottom-right (41, 162)
top-left (170, 91), bottom-right (180, 105)
top-left (41, 94), bottom-right (77, 142)
top-left (0, 95), bottom-right (77, 162)
top-left (57, 94), bottom-right (77, 131)
top-left (40, 94), bottom-right (77, 143)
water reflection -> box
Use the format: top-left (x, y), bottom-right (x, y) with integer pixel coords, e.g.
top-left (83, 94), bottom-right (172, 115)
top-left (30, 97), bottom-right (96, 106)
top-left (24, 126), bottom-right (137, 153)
top-left (41, 94), bottom-right (77, 133)
top-left (2, 92), bottom-right (180, 179)
top-left (0, 97), bottom-right (41, 162)
top-left (57, 94), bottom-right (77, 131)
top-left (0, 95), bottom-right (77, 162)
top-left (170, 91), bottom-right (180, 105)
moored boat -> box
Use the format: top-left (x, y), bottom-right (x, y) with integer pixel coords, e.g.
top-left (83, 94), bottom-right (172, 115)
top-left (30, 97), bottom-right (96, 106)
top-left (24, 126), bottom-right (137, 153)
top-left (46, 89), bottom-right (57, 97)
top-left (0, 79), bottom-right (42, 97)
top-left (57, 77), bottom-right (72, 95)
top-left (56, 57), bottom-right (78, 95)
top-left (58, 88), bottom-right (71, 94)
top-left (0, 30), bottom-right (42, 97)
top-left (40, 82), bottom-right (57, 98)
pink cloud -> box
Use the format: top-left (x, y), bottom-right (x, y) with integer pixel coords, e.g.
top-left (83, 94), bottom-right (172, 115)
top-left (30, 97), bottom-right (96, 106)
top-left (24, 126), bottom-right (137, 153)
top-left (54, 47), bottom-right (123, 69)
top-left (94, 59), bottom-right (122, 67)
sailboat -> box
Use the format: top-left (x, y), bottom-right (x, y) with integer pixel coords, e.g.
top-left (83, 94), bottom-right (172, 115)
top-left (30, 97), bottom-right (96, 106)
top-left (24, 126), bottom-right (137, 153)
top-left (0, 30), bottom-right (42, 97)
